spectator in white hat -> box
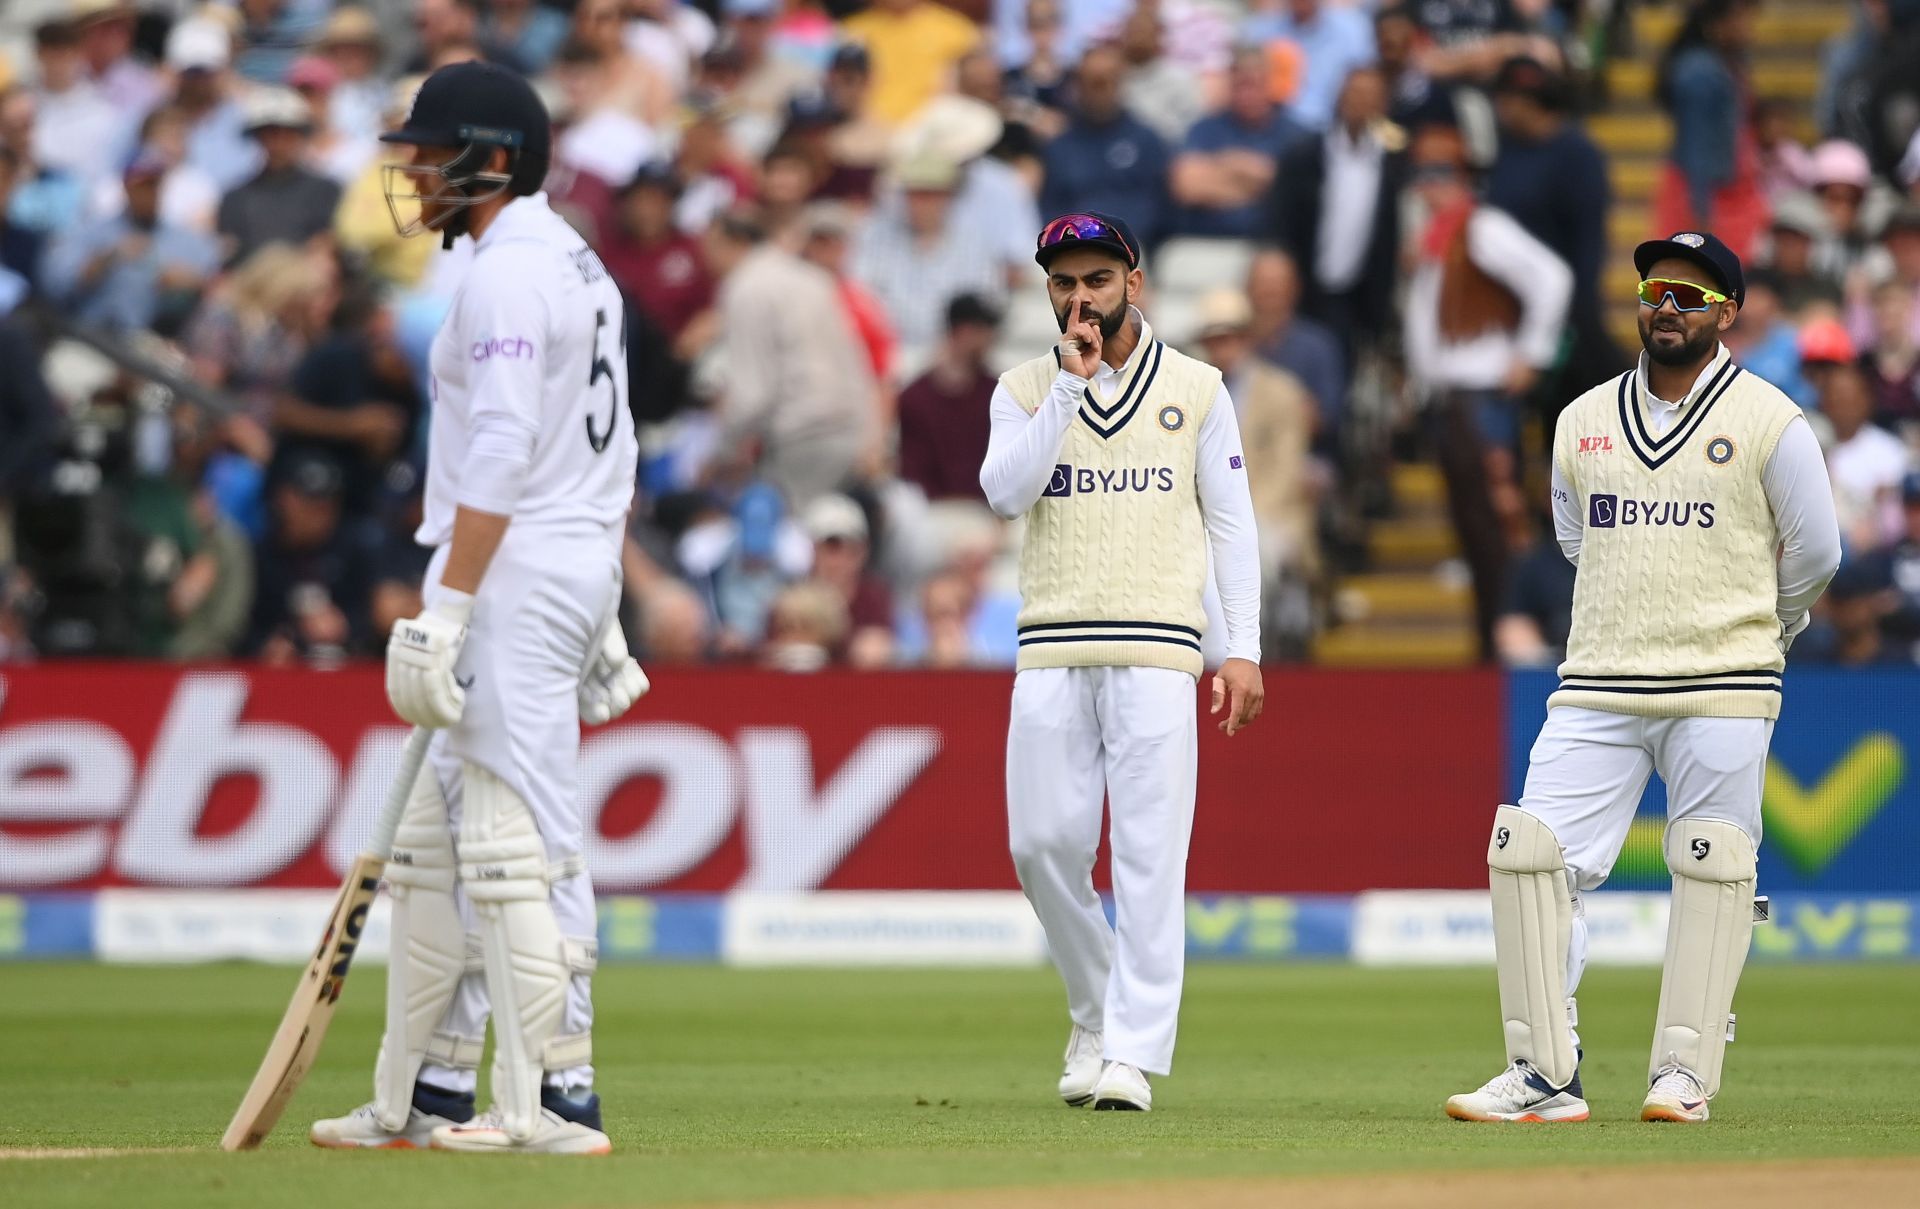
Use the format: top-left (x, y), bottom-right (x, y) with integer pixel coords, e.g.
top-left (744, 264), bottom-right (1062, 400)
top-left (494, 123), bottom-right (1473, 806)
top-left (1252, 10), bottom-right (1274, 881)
top-left (317, 6), bottom-right (389, 145)
top-left (623, 0), bottom-right (719, 100)
top-left (851, 150), bottom-right (1005, 369)
top-left (1191, 287), bottom-right (1320, 658)
top-left (890, 94), bottom-right (1040, 287)
top-left (71, 0), bottom-right (164, 117)
top-left (1764, 191), bottom-right (1844, 313)
top-left (216, 87), bottom-right (342, 263)
top-left (800, 493), bottom-right (895, 667)
top-left (166, 17), bottom-right (260, 193)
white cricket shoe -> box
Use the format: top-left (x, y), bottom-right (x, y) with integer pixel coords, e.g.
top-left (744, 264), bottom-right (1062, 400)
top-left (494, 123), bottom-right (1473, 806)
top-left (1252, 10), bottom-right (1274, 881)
top-left (310, 1102), bottom-right (461, 1150)
top-left (1445, 1059), bottom-right (1589, 1123)
top-left (1642, 1060), bottom-right (1710, 1123)
top-left (1091, 1062), bottom-right (1152, 1112)
top-left (1058, 1025), bottom-right (1104, 1106)
top-left (430, 1091), bottom-right (612, 1155)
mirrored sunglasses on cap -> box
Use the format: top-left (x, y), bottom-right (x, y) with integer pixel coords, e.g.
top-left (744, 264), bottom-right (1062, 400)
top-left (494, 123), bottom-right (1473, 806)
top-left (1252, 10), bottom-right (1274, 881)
top-left (1037, 213), bottom-right (1135, 263)
top-left (1637, 277), bottom-right (1730, 312)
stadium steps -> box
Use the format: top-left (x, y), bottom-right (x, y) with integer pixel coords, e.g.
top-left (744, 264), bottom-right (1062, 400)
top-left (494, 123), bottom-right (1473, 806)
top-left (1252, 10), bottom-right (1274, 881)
top-left (1312, 624), bottom-right (1478, 667)
top-left (1597, 0), bottom-right (1854, 353)
top-left (1332, 573), bottom-right (1471, 624)
top-left (1608, 203), bottom-right (1652, 254)
top-left (1317, 464), bottom-right (1476, 667)
top-left (1629, 5), bottom-right (1857, 48)
top-left (1363, 516), bottom-right (1459, 569)
top-left (1604, 58), bottom-right (1825, 106)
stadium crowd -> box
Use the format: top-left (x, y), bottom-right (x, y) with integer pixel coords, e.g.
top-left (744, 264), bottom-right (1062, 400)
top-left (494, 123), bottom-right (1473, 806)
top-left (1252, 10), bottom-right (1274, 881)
top-left (0, 0), bottom-right (1915, 670)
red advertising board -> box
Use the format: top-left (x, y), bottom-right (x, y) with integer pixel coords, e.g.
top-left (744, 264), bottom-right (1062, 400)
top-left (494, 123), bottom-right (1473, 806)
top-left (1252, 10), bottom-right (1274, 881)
top-left (0, 665), bottom-right (1502, 893)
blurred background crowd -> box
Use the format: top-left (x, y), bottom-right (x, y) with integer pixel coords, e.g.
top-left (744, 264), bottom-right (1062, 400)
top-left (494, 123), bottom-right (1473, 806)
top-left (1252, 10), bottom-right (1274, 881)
top-left (0, 0), bottom-right (1916, 672)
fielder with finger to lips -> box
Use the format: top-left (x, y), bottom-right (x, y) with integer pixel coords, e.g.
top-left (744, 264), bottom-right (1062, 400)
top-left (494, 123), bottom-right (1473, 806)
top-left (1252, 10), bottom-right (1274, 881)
top-left (979, 212), bottom-right (1265, 1113)
top-left (308, 61), bottom-right (649, 1156)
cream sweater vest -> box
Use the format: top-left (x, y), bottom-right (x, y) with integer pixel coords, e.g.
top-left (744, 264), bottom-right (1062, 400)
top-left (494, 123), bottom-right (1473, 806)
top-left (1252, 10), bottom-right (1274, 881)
top-left (1550, 359), bottom-right (1802, 719)
top-left (1002, 323), bottom-right (1222, 678)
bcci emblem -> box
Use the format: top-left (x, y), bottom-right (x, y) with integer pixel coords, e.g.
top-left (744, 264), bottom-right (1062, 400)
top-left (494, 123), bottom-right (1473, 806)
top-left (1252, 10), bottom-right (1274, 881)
top-left (1158, 405), bottom-right (1184, 432)
top-left (1673, 232), bottom-right (1706, 248)
top-left (1705, 436), bottom-right (1736, 465)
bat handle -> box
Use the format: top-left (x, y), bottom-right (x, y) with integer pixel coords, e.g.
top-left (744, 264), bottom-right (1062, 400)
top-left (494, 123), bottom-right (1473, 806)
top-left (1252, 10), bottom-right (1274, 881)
top-left (367, 726), bottom-right (432, 861)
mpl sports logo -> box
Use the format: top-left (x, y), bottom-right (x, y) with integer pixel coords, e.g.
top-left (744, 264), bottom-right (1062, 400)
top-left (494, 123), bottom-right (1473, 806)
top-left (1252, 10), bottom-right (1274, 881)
top-left (1042, 464), bottom-right (1176, 497)
top-left (1588, 493), bottom-right (1717, 530)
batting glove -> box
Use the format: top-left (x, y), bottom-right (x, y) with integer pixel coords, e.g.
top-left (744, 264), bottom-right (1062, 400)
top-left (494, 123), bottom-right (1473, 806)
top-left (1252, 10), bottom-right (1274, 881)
top-left (386, 592), bottom-right (473, 729)
top-left (579, 618), bottom-right (649, 726)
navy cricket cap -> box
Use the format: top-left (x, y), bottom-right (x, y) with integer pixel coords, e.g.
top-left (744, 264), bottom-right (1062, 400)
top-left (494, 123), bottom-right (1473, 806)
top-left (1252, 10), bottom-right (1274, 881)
top-left (1635, 230), bottom-right (1745, 307)
top-left (1035, 211), bottom-right (1140, 271)
top-left (382, 60), bottom-right (551, 194)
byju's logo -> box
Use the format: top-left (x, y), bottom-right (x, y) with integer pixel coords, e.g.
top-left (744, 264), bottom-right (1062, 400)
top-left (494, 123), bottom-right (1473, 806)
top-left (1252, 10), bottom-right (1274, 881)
top-left (1041, 465), bottom-right (1176, 497)
top-left (1589, 493), bottom-right (1716, 530)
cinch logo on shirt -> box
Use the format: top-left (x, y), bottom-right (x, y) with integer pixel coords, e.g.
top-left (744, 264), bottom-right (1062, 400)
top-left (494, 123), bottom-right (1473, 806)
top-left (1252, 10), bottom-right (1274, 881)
top-left (1588, 493), bottom-right (1717, 530)
top-left (471, 336), bottom-right (535, 362)
top-left (1042, 464), bottom-right (1176, 497)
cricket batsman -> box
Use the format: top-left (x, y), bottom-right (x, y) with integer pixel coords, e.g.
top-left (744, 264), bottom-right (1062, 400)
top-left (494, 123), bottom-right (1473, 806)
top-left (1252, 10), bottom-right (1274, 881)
top-left (980, 213), bottom-right (1265, 1112)
top-left (309, 61), bottom-right (647, 1154)
top-left (1446, 232), bottom-right (1840, 1124)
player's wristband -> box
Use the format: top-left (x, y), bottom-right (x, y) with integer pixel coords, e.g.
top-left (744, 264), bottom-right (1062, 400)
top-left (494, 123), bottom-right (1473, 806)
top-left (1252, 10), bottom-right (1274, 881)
top-left (432, 589), bottom-right (476, 626)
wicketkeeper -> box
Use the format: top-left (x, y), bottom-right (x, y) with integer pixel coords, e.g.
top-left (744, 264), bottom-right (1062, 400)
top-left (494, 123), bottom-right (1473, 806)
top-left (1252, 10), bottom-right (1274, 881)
top-left (1447, 232), bottom-right (1840, 1124)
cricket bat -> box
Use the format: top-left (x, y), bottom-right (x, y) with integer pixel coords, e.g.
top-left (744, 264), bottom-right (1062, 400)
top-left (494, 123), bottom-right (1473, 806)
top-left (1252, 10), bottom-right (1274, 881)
top-left (220, 726), bottom-right (432, 1151)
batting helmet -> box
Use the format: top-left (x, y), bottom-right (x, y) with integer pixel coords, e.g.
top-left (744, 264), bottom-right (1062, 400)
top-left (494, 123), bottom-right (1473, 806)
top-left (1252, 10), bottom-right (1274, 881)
top-left (380, 60), bottom-right (551, 244)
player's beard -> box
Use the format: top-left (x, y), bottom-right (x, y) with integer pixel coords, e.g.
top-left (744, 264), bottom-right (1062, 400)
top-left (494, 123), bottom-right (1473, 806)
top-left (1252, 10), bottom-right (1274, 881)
top-left (1056, 290), bottom-right (1131, 341)
top-left (1641, 311), bottom-right (1718, 366)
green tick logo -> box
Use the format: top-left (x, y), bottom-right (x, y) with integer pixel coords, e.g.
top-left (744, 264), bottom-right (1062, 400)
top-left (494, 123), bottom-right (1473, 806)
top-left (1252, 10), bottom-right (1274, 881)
top-left (1612, 733), bottom-right (1905, 881)
top-left (1764, 733), bottom-right (1905, 876)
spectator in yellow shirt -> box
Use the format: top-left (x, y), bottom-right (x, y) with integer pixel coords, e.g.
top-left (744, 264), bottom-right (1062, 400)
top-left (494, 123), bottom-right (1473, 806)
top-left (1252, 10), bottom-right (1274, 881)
top-left (840, 0), bottom-right (980, 126)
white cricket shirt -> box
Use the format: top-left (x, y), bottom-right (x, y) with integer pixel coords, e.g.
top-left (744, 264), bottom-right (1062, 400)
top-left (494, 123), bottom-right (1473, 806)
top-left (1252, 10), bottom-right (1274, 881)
top-left (420, 192), bottom-right (639, 547)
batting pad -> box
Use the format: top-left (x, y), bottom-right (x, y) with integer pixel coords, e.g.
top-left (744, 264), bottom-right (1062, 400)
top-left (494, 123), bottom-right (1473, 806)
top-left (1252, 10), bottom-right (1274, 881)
top-left (1652, 818), bottom-right (1757, 1098)
top-left (374, 770), bottom-right (473, 1131)
top-left (461, 765), bottom-right (570, 1142)
top-left (1487, 806), bottom-right (1577, 1089)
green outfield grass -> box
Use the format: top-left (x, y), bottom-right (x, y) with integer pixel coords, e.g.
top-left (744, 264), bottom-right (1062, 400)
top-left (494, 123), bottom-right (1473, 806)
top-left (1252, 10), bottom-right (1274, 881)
top-left (1, 962), bottom-right (1916, 1207)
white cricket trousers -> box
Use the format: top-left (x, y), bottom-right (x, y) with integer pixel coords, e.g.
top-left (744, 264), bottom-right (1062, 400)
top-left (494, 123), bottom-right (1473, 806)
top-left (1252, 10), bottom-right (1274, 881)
top-left (1518, 705), bottom-right (1772, 1013)
top-left (1006, 665), bottom-right (1198, 1076)
top-left (416, 522), bottom-right (624, 1095)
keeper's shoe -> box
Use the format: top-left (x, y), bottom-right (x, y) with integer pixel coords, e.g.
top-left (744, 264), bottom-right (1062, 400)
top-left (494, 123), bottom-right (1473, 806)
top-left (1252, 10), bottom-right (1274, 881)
top-left (1091, 1062), bottom-right (1152, 1112)
top-left (1641, 1061), bottom-right (1710, 1123)
top-left (429, 1089), bottom-right (612, 1155)
top-left (1059, 1025), bottom-right (1104, 1107)
top-left (311, 1084), bottom-right (474, 1150)
top-left (1445, 1059), bottom-right (1589, 1123)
